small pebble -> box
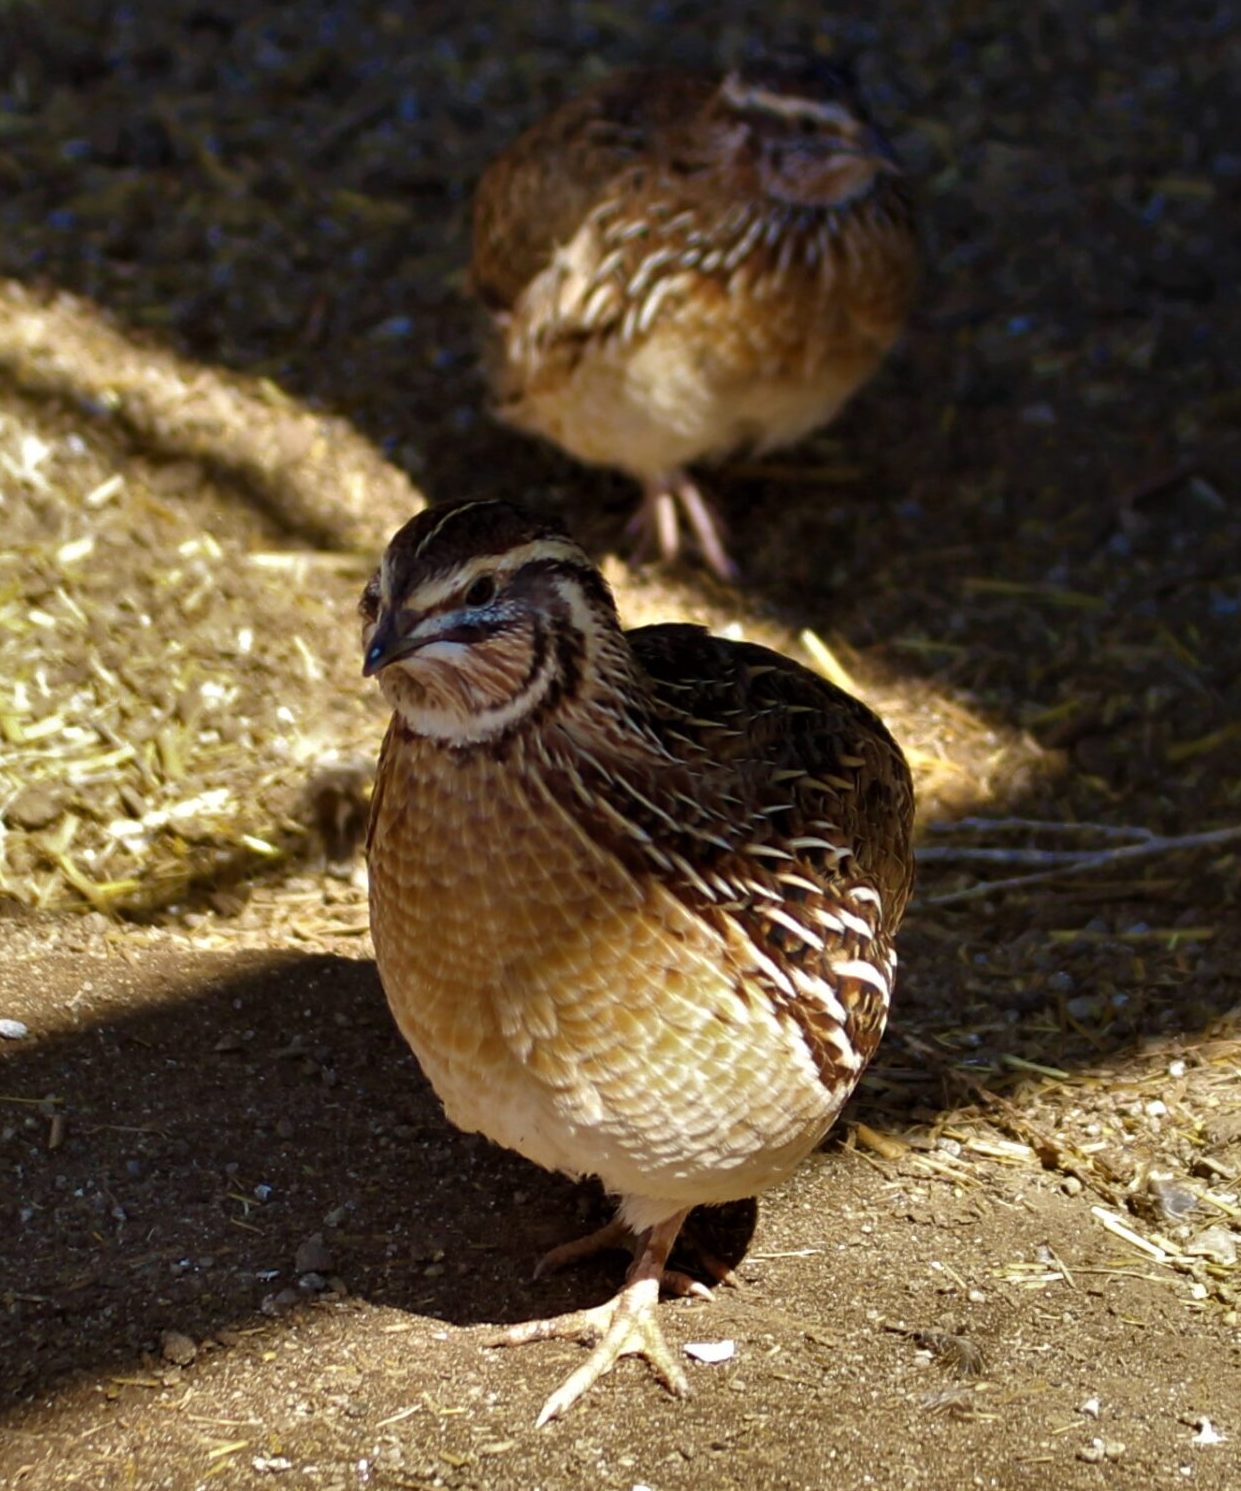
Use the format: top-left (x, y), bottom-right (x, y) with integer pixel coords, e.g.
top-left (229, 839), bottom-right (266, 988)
top-left (1078, 1437), bottom-right (1125, 1463)
top-left (0, 1019), bottom-right (30, 1040)
top-left (1190, 1417), bottom-right (1226, 1447)
top-left (295, 1233), bottom-right (334, 1274)
top-left (1149, 1174), bottom-right (1198, 1221)
top-left (684, 1339), bottom-right (736, 1365)
top-left (261, 1288), bottom-right (300, 1317)
top-left (4, 785), bottom-right (64, 830)
top-left (1062, 1175), bottom-right (1084, 1197)
top-left (1186, 1225), bottom-right (1237, 1266)
top-left (160, 1329), bottom-right (197, 1366)
top-left (1080, 1397), bottom-right (1101, 1418)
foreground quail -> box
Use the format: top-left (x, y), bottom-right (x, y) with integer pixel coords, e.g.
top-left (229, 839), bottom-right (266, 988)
top-left (471, 59), bottom-right (918, 577)
top-left (362, 497), bottom-right (914, 1424)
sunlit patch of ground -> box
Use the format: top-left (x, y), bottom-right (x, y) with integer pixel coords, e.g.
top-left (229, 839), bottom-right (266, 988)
top-left (0, 287), bottom-right (1047, 922)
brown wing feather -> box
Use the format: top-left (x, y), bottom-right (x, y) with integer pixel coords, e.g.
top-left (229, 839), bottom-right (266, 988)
top-left (471, 70), bottom-right (715, 310)
top-left (548, 622), bottom-right (914, 1085)
top-left (632, 621), bottom-right (914, 912)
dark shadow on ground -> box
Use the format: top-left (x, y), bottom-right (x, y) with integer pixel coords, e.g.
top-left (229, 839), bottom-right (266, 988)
top-left (2, 915), bottom-right (1237, 1423)
top-left (0, 950), bottom-right (593, 1415)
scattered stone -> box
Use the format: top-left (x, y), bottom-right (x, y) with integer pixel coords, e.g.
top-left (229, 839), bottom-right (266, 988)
top-left (1186, 1225), bottom-right (1237, 1266)
top-left (4, 785), bottom-right (64, 831)
top-left (160, 1329), bottom-right (197, 1366)
top-left (252, 1456), bottom-right (294, 1473)
top-left (1064, 993), bottom-right (1101, 1019)
top-left (684, 1339), bottom-right (736, 1365)
top-left (1080, 1397), bottom-right (1101, 1418)
top-left (0, 1018), bottom-right (29, 1040)
top-left (1061, 1176), bottom-right (1084, 1197)
top-left (1190, 1417), bottom-right (1226, 1447)
top-left (1148, 1174), bottom-right (1198, 1221)
top-left (295, 1233), bottom-right (334, 1275)
top-left (1078, 1438), bottom-right (1125, 1463)
top-left (261, 1287), bottom-right (300, 1317)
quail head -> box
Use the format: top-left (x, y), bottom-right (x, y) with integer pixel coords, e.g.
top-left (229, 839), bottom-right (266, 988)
top-left (471, 59), bottom-right (918, 578)
top-left (362, 497), bottom-right (914, 1423)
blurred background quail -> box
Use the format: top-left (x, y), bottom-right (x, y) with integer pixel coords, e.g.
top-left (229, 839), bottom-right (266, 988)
top-left (471, 58), bottom-right (918, 577)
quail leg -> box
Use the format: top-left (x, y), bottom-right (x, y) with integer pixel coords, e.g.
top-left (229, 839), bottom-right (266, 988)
top-left (532, 1216), bottom-right (630, 1279)
top-left (499, 1210), bottom-right (693, 1426)
top-left (628, 473), bottom-right (738, 580)
top-left (535, 1211), bottom-right (728, 1297)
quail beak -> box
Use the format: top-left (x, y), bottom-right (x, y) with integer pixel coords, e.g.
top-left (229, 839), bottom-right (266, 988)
top-left (860, 125), bottom-right (903, 174)
top-left (362, 610), bottom-right (417, 678)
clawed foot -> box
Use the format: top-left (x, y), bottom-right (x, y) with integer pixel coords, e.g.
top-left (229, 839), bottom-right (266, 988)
top-left (494, 1210), bottom-right (700, 1425)
top-left (501, 1270), bottom-right (690, 1426)
top-left (627, 473), bottom-right (739, 581)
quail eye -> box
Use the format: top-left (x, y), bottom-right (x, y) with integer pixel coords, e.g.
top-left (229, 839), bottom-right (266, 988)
top-left (465, 575), bottom-right (497, 608)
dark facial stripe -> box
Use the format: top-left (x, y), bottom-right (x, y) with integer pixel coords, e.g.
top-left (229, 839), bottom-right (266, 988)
top-left (513, 557), bottom-right (618, 622)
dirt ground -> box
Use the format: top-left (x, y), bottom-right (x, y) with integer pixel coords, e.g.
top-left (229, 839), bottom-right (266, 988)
top-left (1, 2), bottom-right (1239, 1488)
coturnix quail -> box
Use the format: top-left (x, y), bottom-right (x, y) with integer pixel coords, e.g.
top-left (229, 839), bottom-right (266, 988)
top-left (362, 497), bottom-right (914, 1424)
top-left (471, 60), bottom-right (918, 577)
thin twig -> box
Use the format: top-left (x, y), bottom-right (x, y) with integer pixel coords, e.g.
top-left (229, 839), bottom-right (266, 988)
top-left (918, 825), bottom-right (1241, 908)
top-left (927, 816), bottom-right (1159, 841)
top-left (917, 846), bottom-right (1121, 867)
